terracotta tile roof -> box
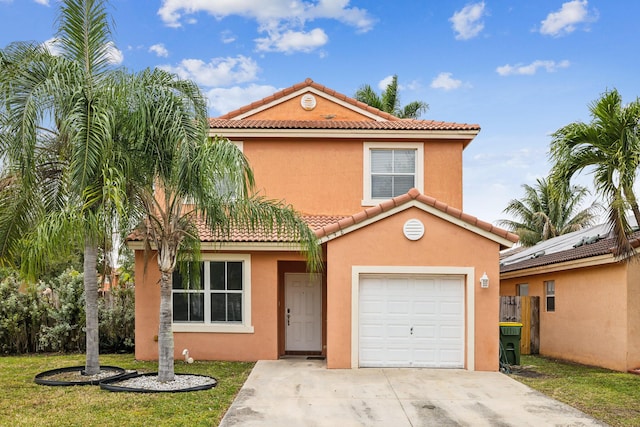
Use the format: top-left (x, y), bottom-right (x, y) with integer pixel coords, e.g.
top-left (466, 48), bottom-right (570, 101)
top-left (218, 78), bottom-right (400, 121)
top-left (500, 230), bottom-right (640, 273)
top-left (314, 188), bottom-right (519, 245)
top-left (128, 214), bottom-right (347, 243)
top-left (208, 118), bottom-right (480, 131)
top-left (127, 190), bottom-right (516, 247)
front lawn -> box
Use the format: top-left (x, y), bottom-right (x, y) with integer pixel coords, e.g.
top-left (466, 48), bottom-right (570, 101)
top-left (0, 353), bottom-right (253, 427)
top-left (511, 355), bottom-right (640, 427)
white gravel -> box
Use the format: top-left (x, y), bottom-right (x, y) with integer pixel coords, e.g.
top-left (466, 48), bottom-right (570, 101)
top-left (113, 374), bottom-right (216, 391)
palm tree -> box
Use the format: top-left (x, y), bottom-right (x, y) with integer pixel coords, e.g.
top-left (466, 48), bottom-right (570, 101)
top-left (112, 67), bottom-right (321, 382)
top-left (549, 89), bottom-right (640, 257)
top-left (129, 104), bottom-right (320, 382)
top-left (498, 178), bottom-right (600, 247)
top-left (354, 75), bottom-right (428, 119)
top-left (0, 0), bottom-right (129, 375)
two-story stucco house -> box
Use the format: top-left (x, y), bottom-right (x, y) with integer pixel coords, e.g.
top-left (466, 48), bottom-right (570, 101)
top-left (130, 78), bottom-right (518, 370)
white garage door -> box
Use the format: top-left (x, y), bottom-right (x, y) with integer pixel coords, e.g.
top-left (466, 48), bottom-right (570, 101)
top-left (359, 275), bottom-right (464, 368)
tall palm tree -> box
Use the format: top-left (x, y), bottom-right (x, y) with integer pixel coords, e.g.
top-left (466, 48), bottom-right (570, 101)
top-left (130, 105), bottom-right (320, 382)
top-left (0, 0), bottom-right (128, 375)
top-left (498, 178), bottom-right (600, 247)
top-left (354, 75), bottom-right (428, 119)
top-left (118, 68), bottom-right (321, 382)
top-left (549, 89), bottom-right (640, 257)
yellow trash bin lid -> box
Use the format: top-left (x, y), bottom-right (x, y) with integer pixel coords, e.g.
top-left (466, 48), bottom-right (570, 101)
top-left (499, 322), bottom-right (523, 327)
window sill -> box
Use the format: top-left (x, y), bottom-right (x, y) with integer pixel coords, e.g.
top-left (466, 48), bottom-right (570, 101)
top-left (361, 199), bottom-right (382, 207)
top-left (172, 324), bottom-right (255, 334)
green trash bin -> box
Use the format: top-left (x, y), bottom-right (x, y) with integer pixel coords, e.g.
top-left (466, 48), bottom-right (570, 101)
top-left (499, 322), bottom-right (522, 365)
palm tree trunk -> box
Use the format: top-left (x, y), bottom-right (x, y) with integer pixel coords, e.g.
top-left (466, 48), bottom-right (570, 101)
top-left (84, 238), bottom-right (100, 375)
top-left (157, 270), bottom-right (175, 382)
top-left (622, 186), bottom-right (640, 229)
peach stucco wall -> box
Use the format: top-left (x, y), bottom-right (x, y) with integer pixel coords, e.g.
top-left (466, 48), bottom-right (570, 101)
top-left (324, 207), bottom-right (502, 371)
top-left (501, 262), bottom-right (637, 371)
top-left (240, 138), bottom-right (464, 215)
top-left (134, 250), bottom-right (306, 362)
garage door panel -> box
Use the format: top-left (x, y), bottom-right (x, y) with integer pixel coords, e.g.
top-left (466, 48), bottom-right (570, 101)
top-left (359, 275), bottom-right (464, 368)
top-left (440, 325), bottom-right (464, 339)
top-left (388, 300), bottom-right (411, 314)
top-left (386, 324), bottom-right (409, 337)
top-left (413, 301), bottom-right (437, 314)
top-left (412, 325), bottom-right (436, 338)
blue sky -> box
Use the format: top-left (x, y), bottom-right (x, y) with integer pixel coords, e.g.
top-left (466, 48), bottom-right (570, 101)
top-left (1, 0), bottom-right (638, 225)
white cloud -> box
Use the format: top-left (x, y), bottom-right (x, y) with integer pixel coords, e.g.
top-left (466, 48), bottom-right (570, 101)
top-left (159, 55), bottom-right (260, 87)
top-left (377, 75), bottom-right (395, 91)
top-left (450, 2), bottom-right (486, 40)
top-left (106, 42), bottom-right (124, 65)
top-left (430, 72), bottom-right (462, 91)
top-left (221, 30), bottom-right (236, 44)
top-left (206, 84), bottom-right (279, 116)
top-left (34, 0), bottom-right (49, 5)
top-left (43, 38), bottom-right (63, 56)
top-left (255, 28), bottom-right (328, 54)
top-left (42, 38), bottom-right (123, 65)
top-left (149, 43), bottom-right (169, 58)
top-left (375, 75), bottom-right (421, 91)
top-left (157, 0), bottom-right (375, 53)
top-left (539, 0), bottom-right (595, 36)
top-left (496, 60), bottom-right (570, 76)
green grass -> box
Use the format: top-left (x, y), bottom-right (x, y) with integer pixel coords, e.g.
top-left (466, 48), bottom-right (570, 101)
top-left (0, 353), bottom-right (253, 427)
top-left (511, 355), bottom-right (640, 427)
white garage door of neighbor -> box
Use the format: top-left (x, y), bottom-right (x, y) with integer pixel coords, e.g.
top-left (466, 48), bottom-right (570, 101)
top-left (359, 275), bottom-right (464, 368)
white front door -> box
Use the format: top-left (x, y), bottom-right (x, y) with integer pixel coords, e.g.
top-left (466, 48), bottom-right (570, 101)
top-left (285, 273), bottom-right (322, 352)
top-left (359, 275), bottom-right (464, 368)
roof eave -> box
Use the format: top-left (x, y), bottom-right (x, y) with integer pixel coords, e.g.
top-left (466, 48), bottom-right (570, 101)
top-left (127, 241), bottom-right (306, 252)
top-left (500, 253), bottom-right (617, 279)
top-left (208, 128), bottom-right (479, 144)
top-left (318, 199), bottom-right (516, 248)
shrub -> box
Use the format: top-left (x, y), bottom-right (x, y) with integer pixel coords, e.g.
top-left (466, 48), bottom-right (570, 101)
top-left (0, 271), bottom-right (48, 354)
top-left (0, 267), bottom-right (135, 354)
top-left (38, 269), bottom-right (86, 353)
top-left (99, 282), bottom-right (135, 353)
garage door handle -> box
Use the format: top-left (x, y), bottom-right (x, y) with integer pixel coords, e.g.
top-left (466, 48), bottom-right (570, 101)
top-left (410, 326), bottom-right (413, 335)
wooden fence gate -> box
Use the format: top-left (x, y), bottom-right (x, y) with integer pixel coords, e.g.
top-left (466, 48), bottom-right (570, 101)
top-left (500, 296), bottom-right (540, 355)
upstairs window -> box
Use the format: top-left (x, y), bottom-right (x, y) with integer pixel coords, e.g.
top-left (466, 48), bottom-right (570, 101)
top-left (363, 142), bottom-right (423, 205)
top-left (371, 149), bottom-right (415, 198)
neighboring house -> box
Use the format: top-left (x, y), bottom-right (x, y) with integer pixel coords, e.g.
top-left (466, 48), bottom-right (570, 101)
top-left (130, 78), bottom-right (518, 370)
top-left (500, 223), bottom-right (640, 372)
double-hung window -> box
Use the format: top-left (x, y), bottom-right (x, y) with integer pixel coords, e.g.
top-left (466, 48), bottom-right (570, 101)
top-left (172, 254), bottom-right (253, 333)
top-left (545, 280), bottom-right (555, 312)
top-left (363, 142), bottom-right (423, 205)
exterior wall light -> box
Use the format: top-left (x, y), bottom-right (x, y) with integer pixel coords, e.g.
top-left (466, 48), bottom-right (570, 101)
top-left (480, 272), bottom-right (489, 288)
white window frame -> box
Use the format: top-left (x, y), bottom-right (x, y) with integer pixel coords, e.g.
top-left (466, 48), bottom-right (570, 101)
top-left (544, 280), bottom-right (555, 312)
top-left (172, 253), bottom-right (253, 333)
top-left (362, 142), bottom-right (424, 206)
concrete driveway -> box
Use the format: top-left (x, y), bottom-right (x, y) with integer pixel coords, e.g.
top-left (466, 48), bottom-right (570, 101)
top-left (219, 358), bottom-right (606, 427)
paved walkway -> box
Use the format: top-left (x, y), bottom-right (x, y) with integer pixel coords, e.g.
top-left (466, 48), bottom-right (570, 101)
top-left (219, 358), bottom-right (607, 427)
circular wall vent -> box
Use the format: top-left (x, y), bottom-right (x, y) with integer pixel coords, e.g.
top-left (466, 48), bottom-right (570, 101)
top-left (300, 93), bottom-right (317, 111)
top-left (403, 219), bottom-right (425, 241)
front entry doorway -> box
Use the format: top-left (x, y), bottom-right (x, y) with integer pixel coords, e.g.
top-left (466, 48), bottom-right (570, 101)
top-left (284, 273), bottom-right (322, 352)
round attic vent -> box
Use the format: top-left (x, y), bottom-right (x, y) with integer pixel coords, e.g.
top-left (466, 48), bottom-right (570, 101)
top-left (403, 219), bottom-right (425, 241)
top-left (300, 93), bottom-right (316, 111)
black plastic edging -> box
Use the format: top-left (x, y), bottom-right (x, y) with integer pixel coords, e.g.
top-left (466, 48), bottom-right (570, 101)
top-left (34, 365), bottom-right (127, 386)
top-left (99, 372), bottom-right (218, 393)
